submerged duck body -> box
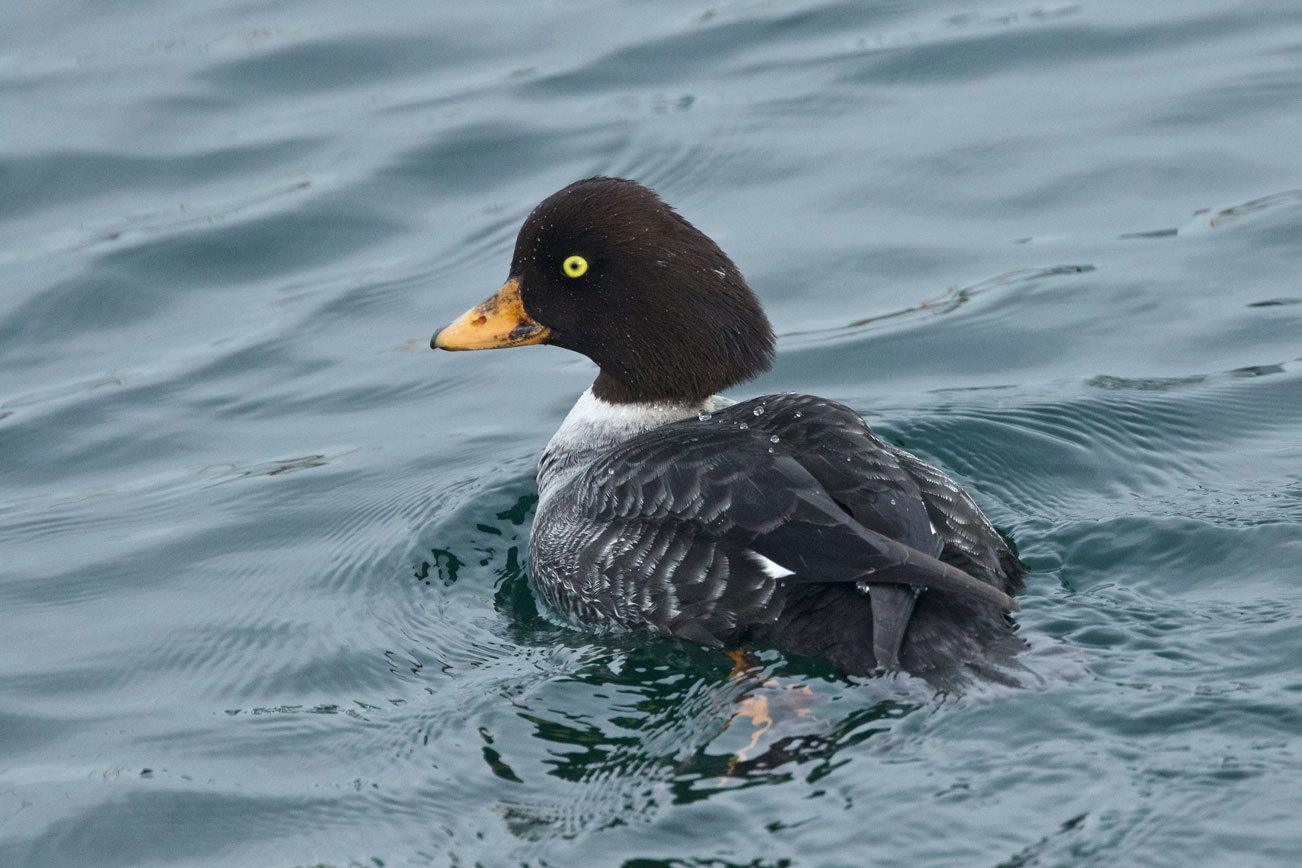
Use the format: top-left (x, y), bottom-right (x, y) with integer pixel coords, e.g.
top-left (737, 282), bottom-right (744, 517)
top-left (434, 177), bottom-right (1026, 688)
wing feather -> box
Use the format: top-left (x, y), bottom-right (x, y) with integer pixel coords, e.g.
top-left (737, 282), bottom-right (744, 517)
top-left (574, 402), bottom-right (1016, 612)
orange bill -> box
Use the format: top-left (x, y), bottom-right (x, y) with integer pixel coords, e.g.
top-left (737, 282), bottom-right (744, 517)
top-left (431, 277), bottom-right (550, 351)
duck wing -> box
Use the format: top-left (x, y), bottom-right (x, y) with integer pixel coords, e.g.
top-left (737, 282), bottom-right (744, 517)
top-left (731, 394), bottom-right (1024, 664)
top-left (575, 407), bottom-right (1016, 653)
top-left (890, 445), bottom-right (1026, 594)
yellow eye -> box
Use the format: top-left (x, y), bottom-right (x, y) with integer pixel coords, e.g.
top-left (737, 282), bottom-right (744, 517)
top-left (562, 255), bottom-right (589, 279)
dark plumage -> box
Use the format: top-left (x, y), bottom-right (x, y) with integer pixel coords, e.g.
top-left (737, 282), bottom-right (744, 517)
top-left (532, 394), bottom-right (1024, 687)
top-left (433, 177), bottom-right (1027, 689)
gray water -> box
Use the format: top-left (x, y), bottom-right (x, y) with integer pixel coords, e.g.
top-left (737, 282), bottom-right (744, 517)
top-left (3, 1), bottom-right (1302, 865)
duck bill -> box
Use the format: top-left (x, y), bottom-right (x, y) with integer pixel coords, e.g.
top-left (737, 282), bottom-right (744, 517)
top-left (431, 277), bottom-right (551, 351)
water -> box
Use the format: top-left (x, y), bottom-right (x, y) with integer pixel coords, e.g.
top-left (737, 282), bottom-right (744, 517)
top-left (3, 1), bottom-right (1301, 864)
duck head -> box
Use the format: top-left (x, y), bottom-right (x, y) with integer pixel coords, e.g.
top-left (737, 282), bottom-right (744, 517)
top-left (432, 177), bottom-right (775, 404)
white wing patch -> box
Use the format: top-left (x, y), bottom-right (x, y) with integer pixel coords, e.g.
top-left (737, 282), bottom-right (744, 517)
top-left (748, 551), bottom-right (796, 579)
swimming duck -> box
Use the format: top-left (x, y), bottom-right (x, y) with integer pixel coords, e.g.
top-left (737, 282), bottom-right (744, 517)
top-left (432, 177), bottom-right (1025, 687)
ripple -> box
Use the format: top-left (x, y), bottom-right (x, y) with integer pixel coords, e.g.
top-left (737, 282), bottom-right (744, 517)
top-left (195, 34), bottom-right (465, 97)
top-left (779, 264), bottom-right (1096, 347)
top-left (880, 363), bottom-right (1302, 523)
top-left (1194, 188), bottom-right (1302, 231)
top-left (841, 10), bottom-right (1264, 85)
top-left (0, 141), bottom-right (313, 225)
top-left (3, 789), bottom-right (359, 867)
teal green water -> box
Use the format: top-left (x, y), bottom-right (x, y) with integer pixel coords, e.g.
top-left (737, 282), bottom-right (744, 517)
top-left (3, 1), bottom-right (1302, 865)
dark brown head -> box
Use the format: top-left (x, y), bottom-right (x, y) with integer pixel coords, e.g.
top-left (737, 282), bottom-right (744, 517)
top-left (432, 177), bottom-right (774, 404)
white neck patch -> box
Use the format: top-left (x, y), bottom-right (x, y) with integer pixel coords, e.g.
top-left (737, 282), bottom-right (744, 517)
top-left (550, 387), bottom-right (735, 447)
top-left (539, 388), bottom-right (735, 495)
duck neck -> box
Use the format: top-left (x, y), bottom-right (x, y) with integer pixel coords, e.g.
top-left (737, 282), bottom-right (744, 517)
top-left (591, 369), bottom-right (710, 405)
top-left (537, 386), bottom-right (733, 498)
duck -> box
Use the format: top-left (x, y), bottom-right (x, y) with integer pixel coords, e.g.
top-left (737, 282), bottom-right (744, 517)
top-left (432, 177), bottom-right (1026, 688)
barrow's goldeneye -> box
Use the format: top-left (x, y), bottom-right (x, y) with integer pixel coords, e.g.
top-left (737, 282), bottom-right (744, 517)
top-left (432, 177), bottom-right (1025, 687)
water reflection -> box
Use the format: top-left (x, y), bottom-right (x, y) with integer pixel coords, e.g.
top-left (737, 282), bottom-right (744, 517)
top-left (421, 489), bottom-right (927, 835)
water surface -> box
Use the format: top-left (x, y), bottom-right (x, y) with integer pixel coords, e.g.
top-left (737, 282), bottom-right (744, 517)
top-left (3, 1), bottom-right (1302, 865)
